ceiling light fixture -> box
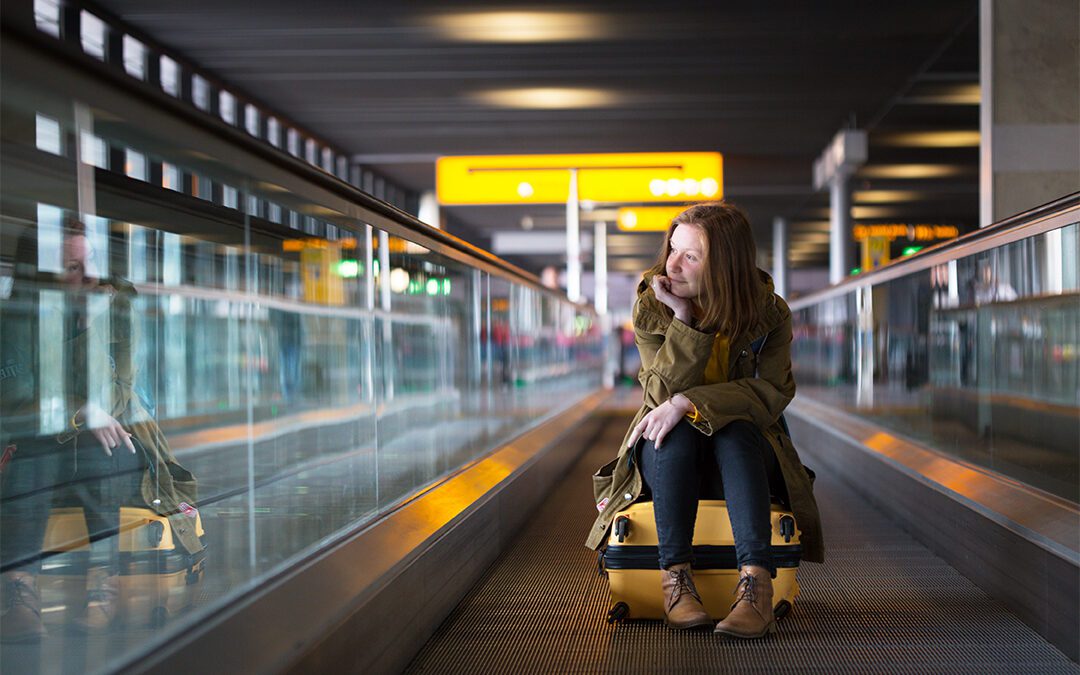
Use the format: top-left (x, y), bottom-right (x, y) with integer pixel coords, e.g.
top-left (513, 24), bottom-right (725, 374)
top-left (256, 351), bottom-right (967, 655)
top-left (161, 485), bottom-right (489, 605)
top-left (854, 190), bottom-right (922, 203)
top-left (876, 131), bottom-right (980, 147)
top-left (902, 83), bottom-right (981, 105)
top-left (859, 164), bottom-right (969, 179)
top-left (851, 205), bottom-right (905, 219)
top-left (472, 87), bottom-right (620, 109)
top-left (428, 11), bottom-right (612, 43)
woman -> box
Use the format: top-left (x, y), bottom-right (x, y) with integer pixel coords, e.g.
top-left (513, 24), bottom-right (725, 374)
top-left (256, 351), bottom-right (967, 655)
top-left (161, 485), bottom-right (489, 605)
top-left (586, 202), bottom-right (823, 638)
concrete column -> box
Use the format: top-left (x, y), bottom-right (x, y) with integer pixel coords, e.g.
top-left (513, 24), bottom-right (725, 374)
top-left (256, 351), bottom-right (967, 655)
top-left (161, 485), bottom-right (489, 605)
top-left (566, 169), bottom-right (581, 302)
top-left (772, 216), bottom-right (789, 298)
top-left (829, 174), bottom-right (853, 284)
top-left (980, 0), bottom-right (1080, 225)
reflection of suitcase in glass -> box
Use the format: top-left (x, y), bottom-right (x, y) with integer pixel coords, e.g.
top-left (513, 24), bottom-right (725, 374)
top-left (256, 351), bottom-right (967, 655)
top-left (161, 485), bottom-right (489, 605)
top-left (39, 506), bottom-right (206, 627)
top-left (600, 500), bottom-right (801, 623)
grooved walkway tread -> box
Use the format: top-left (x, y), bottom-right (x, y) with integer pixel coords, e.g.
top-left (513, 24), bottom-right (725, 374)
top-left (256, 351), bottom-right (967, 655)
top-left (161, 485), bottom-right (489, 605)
top-left (406, 408), bottom-right (1078, 674)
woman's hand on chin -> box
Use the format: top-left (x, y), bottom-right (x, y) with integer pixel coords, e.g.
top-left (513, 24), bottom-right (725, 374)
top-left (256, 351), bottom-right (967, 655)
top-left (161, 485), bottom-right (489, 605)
top-left (651, 275), bottom-right (693, 324)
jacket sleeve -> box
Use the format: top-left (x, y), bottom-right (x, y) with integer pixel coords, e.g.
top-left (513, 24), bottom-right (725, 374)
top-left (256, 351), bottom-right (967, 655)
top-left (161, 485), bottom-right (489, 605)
top-left (634, 298), bottom-right (714, 410)
top-left (106, 285), bottom-right (137, 421)
top-left (679, 308), bottom-right (796, 435)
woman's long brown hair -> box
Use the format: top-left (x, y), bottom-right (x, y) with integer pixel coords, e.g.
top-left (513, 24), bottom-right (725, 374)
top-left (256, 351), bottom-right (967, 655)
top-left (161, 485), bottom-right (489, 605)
top-left (645, 201), bottom-right (762, 337)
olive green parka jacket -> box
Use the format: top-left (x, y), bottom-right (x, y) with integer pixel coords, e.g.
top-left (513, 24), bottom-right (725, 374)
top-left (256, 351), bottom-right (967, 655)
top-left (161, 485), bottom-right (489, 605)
top-left (584, 270), bottom-right (824, 563)
top-left (1, 278), bottom-right (203, 556)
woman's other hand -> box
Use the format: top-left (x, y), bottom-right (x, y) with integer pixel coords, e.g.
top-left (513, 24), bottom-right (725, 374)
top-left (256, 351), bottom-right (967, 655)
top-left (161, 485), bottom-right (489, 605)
top-left (627, 394), bottom-right (693, 449)
top-left (650, 275), bottom-right (693, 325)
top-left (77, 403), bottom-right (136, 457)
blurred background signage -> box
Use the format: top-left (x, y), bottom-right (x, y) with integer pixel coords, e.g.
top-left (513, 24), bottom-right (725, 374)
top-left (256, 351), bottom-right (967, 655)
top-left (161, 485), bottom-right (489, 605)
top-left (436, 152), bottom-right (723, 205)
top-left (615, 206), bottom-right (687, 231)
top-left (852, 224), bottom-right (959, 242)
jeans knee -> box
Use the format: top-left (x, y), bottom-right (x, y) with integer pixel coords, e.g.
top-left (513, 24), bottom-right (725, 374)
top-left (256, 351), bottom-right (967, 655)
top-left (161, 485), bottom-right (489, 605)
top-left (712, 420), bottom-right (766, 456)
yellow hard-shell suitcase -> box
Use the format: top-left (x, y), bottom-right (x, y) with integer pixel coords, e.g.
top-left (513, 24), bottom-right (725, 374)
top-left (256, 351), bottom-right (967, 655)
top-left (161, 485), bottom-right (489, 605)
top-left (600, 500), bottom-right (801, 623)
top-left (38, 506), bottom-right (206, 627)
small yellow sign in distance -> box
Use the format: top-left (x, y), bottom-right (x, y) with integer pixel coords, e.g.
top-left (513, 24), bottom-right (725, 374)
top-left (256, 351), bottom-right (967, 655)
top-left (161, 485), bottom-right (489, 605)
top-left (616, 206), bottom-right (688, 232)
top-left (436, 152), bottom-right (723, 205)
top-left (852, 224), bottom-right (960, 242)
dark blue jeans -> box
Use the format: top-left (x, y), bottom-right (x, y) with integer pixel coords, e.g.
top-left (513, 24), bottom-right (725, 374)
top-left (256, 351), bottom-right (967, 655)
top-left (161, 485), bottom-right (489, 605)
top-left (1, 436), bottom-right (142, 572)
top-left (638, 419), bottom-right (780, 576)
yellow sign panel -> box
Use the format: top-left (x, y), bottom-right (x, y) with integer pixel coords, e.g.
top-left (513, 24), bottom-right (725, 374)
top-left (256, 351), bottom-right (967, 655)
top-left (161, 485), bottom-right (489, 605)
top-left (301, 243), bottom-right (345, 306)
top-left (616, 206), bottom-right (687, 232)
top-left (436, 152), bottom-right (723, 205)
top-left (861, 237), bottom-right (892, 271)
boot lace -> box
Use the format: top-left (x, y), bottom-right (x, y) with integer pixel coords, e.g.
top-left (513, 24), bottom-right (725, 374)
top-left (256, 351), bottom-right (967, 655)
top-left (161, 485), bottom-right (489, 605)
top-left (666, 568), bottom-right (702, 610)
top-left (86, 577), bottom-right (118, 605)
top-left (3, 577), bottom-right (40, 614)
top-left (731, 574), bottom-right (757, 606)
top-left (87, 587), bottom-right (115, 604)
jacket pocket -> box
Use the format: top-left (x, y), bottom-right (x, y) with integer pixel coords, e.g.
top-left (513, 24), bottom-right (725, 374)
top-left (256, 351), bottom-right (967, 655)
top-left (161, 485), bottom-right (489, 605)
top-left (592, 457), bottom-right (619, 504)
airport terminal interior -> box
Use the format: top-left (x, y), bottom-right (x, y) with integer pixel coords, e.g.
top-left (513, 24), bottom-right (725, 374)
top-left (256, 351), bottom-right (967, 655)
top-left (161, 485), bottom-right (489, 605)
top-left (0, 1), bottom-right (1077, 673)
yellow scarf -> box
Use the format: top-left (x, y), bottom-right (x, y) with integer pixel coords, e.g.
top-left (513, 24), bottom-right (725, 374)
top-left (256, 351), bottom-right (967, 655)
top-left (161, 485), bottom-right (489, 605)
top-left (703, 334), bottom-right (730, 384)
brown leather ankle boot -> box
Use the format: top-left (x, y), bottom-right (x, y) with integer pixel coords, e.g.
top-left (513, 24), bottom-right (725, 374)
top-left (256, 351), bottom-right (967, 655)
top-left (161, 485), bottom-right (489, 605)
top-left (661, 563), bottom-right (712, 630)
top-left (713, 565), bottom-right (776, 638)
top-left (1, 571), bottom-right (46, 642)
top-left (74, 568), bottom-right (120, 633)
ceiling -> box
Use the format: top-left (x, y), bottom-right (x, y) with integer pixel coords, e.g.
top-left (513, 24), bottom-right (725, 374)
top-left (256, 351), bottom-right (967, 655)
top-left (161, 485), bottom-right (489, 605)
top-left (89, 0), bottom-right (981, 284)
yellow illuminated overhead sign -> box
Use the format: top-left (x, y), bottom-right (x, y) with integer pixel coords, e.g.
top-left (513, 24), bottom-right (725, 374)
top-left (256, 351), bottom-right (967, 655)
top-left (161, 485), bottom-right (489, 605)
top-left (852, 224), bottom-right (960, 242)
top-left (616, 206), bottom-right (687, 232)
top-left (436, 152), bottom-right (723, 205)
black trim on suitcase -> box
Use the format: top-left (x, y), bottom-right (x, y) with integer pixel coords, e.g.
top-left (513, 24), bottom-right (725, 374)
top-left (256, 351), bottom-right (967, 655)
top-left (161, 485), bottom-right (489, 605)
top-left (38, 537), bottom-right (207, 577)
top-left (602, 544), bottom-right (802, 570)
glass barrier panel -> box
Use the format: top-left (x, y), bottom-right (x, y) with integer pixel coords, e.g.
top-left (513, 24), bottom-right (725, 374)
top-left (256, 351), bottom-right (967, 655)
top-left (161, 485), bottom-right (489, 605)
top-left (0, 37), bottom-right (602, 671)
top-left (793, 220), bottom-right (1080, 503)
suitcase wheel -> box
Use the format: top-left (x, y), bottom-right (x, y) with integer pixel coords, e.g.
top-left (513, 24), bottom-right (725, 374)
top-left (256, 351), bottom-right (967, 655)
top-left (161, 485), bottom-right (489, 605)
top-left (606, 602), bottom-right (630, 624)
top-left (614, 516), bottom-right (630, 543)
top-left (773, 599), bottom-right (792, 621)
top-left (146, 521), bottom-right (165, 547)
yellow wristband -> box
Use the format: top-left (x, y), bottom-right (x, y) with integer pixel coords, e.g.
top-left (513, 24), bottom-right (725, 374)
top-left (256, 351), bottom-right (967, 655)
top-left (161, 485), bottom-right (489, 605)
top-left (685, 402), bottom-right (700, 423)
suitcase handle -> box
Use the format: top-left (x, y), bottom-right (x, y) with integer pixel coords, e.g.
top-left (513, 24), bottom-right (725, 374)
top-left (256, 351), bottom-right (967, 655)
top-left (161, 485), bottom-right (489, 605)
top-left (614, 516), bottom-right (631, 543)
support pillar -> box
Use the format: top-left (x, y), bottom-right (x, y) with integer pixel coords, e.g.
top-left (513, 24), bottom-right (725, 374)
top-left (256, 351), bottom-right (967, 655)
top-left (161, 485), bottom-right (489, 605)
top-left (980, 0), bottom-right (1079, 225)
top-left (829, 174), bottom-right (853, 284)
top-left (594, 221), bottom-right (613, 388)
top-left (772, 216), bottom-right (789, 298)
top-left (566, 168), bottom-right (581, 302)
top-left (813, 129), bottom-right (866, 285)
top-left (593, 221), bottom-right (608, 315)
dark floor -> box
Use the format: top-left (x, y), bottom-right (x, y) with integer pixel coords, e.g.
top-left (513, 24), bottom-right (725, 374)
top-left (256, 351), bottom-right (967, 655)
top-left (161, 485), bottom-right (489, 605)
top-left (406, 407), bottom-right (1079, 674)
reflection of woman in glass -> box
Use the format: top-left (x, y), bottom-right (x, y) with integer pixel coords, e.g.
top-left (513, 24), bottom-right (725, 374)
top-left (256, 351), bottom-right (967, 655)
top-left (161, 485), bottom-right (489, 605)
top-left (972, 258), bottom-right (1017, 305)
top-left (0, 219), bottom-right (201, 640)
top-left (586, 202), bottom-right (823, 638)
